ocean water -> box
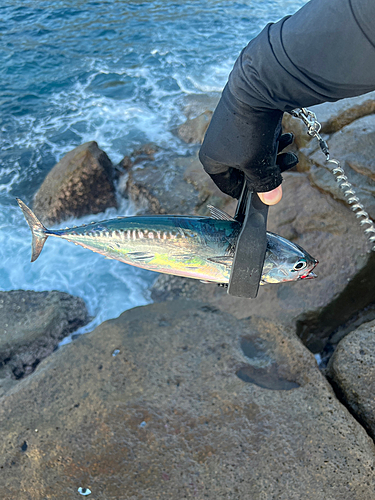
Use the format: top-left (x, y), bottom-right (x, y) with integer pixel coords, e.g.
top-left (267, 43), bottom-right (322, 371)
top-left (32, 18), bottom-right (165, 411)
top-left (0, 0), bottom-right (306, 338)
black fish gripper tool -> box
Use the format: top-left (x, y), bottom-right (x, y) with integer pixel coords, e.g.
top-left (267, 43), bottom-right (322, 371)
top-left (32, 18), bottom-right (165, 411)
top-left (227, 182), bottom-right (269, 299)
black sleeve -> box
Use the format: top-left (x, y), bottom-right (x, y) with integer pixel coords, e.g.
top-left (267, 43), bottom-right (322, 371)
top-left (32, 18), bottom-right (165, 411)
top-left (229, 0), bottom-right (375, 112)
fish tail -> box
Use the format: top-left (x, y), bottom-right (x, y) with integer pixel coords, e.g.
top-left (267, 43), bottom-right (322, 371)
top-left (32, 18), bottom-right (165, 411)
top-left (16, 198), bottom-right (48, 262)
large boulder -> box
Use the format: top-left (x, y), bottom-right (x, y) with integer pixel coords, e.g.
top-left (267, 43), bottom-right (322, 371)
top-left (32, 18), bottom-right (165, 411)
top-left (310, 90), bottom-right (375, 133)
top-left (178, 110), bottom-right (213, 144)
top-left (33, 142), bottom-right (117, 225)
top-left (1, 300), bottom-right (375, 499)
top-left (179, 92), bottom-right (220, 120)
top-left (282, 91), bottom-right (375, 147)
top-left (121, 149), bottom-right (234, 216)
top-left (152, 172), bottom-right (375, 354)
top-left (119, 146), bottom-right (233, 216)
top-left (123, 155), bottom-right (200, 215)
top-left (0, 290), bottom-right (89, 395)
top-left (182, 152), bottom-right (235, 215)
top-left (176, 89), bottom-right (375, 145)
top-left (327, 319), bottom-right (375, 440)
top-left (305, 114), bottom-right (375, 220)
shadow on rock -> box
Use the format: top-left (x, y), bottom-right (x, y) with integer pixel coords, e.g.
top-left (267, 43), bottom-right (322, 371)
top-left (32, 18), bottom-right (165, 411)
top-left (1, 301), bottom-right (375, 499)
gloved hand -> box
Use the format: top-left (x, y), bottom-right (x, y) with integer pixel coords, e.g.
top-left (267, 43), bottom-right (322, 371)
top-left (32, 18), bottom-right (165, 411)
top-left (199, 83), bottom-right (298, 201)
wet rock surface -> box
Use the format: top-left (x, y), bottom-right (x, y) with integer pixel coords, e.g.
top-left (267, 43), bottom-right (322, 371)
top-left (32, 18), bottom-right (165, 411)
top-left (327, 319), bottom-right (375, 440)
top-left (178, 92), bottom-right (220, 120)
top-left (182, 152), bottom-right (234, 214)
top-left (178, 110), bottom-right (213, 144)
top-left (121, 150), bottom-right (232, 216)
top-left (116, 143), bottom-right (160, 174)
top-left (33, 141), bottom-right (117, 225)
top-left (1, 300), bottom-right (375, 500)
top-left (0, 290), bottom-right (89, 395)
top-left (124, 155), bottom-right (200, 215)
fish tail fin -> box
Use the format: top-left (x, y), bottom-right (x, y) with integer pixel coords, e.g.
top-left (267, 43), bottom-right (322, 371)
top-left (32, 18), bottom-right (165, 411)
top-left (16, 198), bottom-right (48, 262)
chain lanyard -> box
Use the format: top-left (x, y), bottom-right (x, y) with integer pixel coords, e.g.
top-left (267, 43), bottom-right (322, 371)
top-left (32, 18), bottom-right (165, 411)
top-left (290, 108), bottom-right (375, 251)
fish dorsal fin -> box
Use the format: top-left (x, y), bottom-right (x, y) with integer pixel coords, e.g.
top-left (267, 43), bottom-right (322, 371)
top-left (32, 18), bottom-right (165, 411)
top-left (207, 205), bottom-right (235, 221)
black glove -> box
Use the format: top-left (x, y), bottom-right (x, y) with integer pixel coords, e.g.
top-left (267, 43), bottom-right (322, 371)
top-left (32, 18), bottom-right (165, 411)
top-left (199, 84), bottom-right (298, 199)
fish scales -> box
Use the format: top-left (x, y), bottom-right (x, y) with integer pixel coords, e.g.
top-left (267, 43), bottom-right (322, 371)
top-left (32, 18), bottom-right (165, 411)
top-left (16, 199), bottom-right (318, 284)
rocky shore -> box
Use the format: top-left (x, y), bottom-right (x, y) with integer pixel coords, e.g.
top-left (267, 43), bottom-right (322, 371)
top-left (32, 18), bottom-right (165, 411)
top-left (1, 91), bottom-right (375, 499)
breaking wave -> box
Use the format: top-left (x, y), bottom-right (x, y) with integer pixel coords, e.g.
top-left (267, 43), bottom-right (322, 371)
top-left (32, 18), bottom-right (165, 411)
top-left (0, 0), bottom-right (306, 338)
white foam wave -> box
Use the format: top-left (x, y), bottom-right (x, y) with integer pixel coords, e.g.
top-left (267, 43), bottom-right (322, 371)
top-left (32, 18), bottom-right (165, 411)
top-left (0, 201), bottom-right (156, 342)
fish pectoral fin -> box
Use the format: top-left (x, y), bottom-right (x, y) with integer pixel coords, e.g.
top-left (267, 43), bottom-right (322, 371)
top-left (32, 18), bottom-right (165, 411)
top-left (207, 255), bottom-right (233, 267)
top-left (207, 205), bottom-right (236, 221)
top-left (127, 251), bottom-right (154, 263)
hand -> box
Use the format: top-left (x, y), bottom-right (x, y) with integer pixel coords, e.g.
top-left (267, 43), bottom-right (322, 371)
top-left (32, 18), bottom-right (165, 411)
top-left (258, 185), bottom-right (283, 206)
top-left (199, 84), bottom-right (298, 203)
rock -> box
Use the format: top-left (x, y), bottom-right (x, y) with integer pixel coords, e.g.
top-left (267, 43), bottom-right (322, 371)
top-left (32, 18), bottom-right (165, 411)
top-left (307, 91), bottom-right (375, 134)
top-left (282, 91), bottom-right (375, 149)
top-left (0, 290), bottom-right (89, 388)
top-left (152, 172), bottom-right (375, 354)
top-left (122, 151), bottom-right (234, 216)
top-left (118, 144), bottom-right (233, 217)
top-left (151, 274), bottom-right (209, 303)
top-left (304, 114), bottom-right (375, 220)
top-left (327, 319), bottom-right (375, 440)
top-left (178, 110), bottom-right (213, 144)
top-left (1, 300), bottom-right (375, 499)
top-left (116, 143), bottom-right (159, 173)
top-left (282, 113), bottom-right (314, 150)
top-left (0, 378), bottom-right (18, 400)
top-left (182, 152), bottom-right (235, 215)
top-left (124, 156), bottom-right (199, 214)
top-left (179, 93), bottom-right (220, 119)
top-left (33, 142), bottom-right (117, 225)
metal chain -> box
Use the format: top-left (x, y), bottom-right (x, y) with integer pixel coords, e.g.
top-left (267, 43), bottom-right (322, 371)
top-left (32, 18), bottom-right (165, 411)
top-left (290, 107), bottom-right (375, 251)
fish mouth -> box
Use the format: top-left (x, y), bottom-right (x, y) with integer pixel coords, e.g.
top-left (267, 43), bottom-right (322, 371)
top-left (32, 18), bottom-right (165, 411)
top-left (299, 259), bottom-right (319, 280)
top-left (299, 271), bottom-right (317, 280)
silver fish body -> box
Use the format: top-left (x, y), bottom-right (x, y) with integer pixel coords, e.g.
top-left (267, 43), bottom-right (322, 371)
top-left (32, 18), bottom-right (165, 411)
top-left (17, 199), bottom-right (318, 284)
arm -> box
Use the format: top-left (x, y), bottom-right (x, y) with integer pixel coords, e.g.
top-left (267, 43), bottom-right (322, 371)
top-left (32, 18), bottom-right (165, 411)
top-left (199, 0), bottom-right (375, 201)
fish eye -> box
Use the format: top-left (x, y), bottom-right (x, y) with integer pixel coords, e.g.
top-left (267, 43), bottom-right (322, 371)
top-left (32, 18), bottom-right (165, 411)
top-left (293, 259), bottom-right (307, 271)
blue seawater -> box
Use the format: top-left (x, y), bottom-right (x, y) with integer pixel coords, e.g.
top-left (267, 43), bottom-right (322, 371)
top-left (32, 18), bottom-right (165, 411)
top-left (0, 0), bottom-right (306, 338)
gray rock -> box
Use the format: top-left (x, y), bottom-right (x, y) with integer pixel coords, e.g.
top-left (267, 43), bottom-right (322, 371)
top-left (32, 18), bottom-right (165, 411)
top-left (33, 142), bottom-right (117, 225)
top-left (1, 300), bottom-right (375, 499)
top-left (122, 151), bottom-right (234, 216)
top-left (308, 91), bottom-right (375, 134)
top-left (327, 319), bottom-right (375, 439)
top-left (151, 274), bottom-right (208, 303)
top-left (116, 143), bottom-right (159, 173)
top-left (179, 92), bottom-right (220, 119)
top-left (282, 91), bottom-right (375, 150)
top-left (0, 290), bottom-right (89, 386)
top-left (182, 152), bottom-right (234, 215)
top-left (0, 378), bottom-right (18, 400)
top-left (124, 156), bottom-right (200, 215)
top-left (178, 110), bottom-right (213, 144)
top-left (282, 112), bottom-right (314, 150)
top-left (305, 115), bottom-right (375, 220)
top-left (152, 172), bottom-right (375, 354)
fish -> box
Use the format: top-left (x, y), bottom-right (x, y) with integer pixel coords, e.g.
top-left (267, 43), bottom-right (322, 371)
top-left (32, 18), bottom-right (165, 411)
top-left (16, 198), bottom-right (318, 285)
